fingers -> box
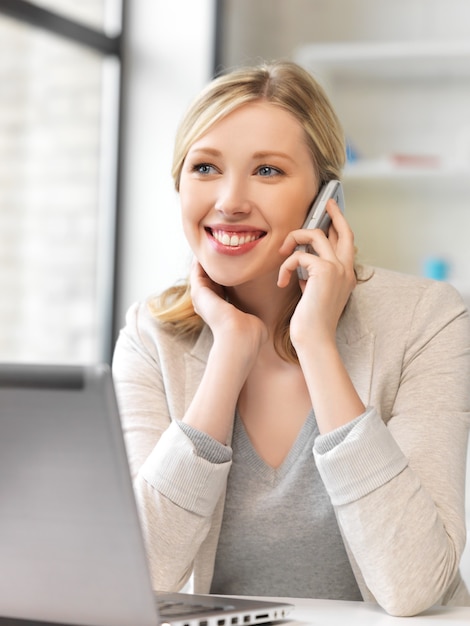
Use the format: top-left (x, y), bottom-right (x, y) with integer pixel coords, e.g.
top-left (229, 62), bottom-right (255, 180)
top-left (326, 199), bottom-right (355, 267)
top-left (190, 258), bottom-right (226, 315)
top-left (278, 199), bottom-right (355, 287)
top-left (190, 257), bottom-right (221, 292)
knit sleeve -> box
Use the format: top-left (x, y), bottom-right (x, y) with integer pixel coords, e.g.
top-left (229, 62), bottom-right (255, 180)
top-left (313, 279), bottom-right (470, 616)
top-left (112, 301), bottom-right (231, 591)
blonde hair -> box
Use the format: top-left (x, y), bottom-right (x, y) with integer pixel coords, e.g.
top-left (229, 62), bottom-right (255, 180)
top-left (150, 60), bottom-right (347, 361)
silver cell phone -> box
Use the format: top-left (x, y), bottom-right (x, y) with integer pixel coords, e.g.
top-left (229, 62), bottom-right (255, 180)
top-left (296, 179), bottom-right (345, 280)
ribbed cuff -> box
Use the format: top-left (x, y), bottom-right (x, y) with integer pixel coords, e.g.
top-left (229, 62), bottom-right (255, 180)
top-left (177, 421), bottom-right (232, 464)
top-left (313, 408), bottom-right (408, 506)
top-left (314, 410), bottom-right (366, 453)
top-left (140, 421), bottom-right (231, 516)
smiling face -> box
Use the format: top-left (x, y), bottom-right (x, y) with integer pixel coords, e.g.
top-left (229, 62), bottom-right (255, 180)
top-left (179, 100), bottom-right (319, 288)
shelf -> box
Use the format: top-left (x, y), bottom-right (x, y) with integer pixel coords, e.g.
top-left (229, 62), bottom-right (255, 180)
top-left (295, 40), bottom-right (470, 79)
top-left (343, 157), bottom-right (470, 181)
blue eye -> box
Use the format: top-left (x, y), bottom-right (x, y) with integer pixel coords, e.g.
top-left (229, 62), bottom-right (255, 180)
top-left (194, 163), bottom-right (216, 175)
top-left (257, 165), bottom-right (282, 177)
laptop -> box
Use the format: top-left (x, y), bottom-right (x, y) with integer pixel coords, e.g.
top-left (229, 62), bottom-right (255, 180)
top-left (0, 363), bottom-right (293, 626)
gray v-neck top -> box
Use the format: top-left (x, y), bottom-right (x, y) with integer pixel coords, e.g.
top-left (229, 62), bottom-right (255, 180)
top-left (209, 410), bottom-right (362, 599)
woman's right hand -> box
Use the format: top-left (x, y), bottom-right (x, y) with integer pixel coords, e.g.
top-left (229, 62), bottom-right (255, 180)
top-left (183, 259), bottom-right (268, 443)
top-left (190, 259), bottom-right (268, 367)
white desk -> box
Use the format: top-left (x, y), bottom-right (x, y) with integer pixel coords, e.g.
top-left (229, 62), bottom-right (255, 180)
top-left (275, 597), bottom-right (470, 625)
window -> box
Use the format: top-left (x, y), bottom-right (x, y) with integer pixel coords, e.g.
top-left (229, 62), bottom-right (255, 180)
top-left (0, 0), bottom-right (123, 363)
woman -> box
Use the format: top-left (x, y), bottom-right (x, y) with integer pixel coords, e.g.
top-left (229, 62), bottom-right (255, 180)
top-left (112, 61), bottom-right (470, 616)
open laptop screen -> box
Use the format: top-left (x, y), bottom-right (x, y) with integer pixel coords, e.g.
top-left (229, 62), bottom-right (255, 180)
top-left (0, 363), bottom-right (158, 626)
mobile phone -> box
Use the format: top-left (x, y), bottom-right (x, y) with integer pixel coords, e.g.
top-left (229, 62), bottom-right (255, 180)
top-left (296, 180), bottom-right (345, 280)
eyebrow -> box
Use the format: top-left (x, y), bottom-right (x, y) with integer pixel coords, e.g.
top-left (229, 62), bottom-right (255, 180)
top-left (252, 151), bottom-right (295, 163)
top-left (188, 147), bottom-right (295, 162)
top-left (188, 147), bottom-right (221, 157)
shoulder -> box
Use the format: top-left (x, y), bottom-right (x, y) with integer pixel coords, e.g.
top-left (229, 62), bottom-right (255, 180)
top-left (349, 265), bottom-right (469, 337)
top-left (357, 264), bottom-right (459, 296)
top-left (356, 264), bottom-right (465, 308)
top-left (115, 295), bottom-right (212, 365)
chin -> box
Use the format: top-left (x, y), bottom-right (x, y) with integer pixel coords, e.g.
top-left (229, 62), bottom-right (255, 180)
top-left (202, 266), bottom-right (245, 288)
top-left (208, 274), bottom-right (245, 288)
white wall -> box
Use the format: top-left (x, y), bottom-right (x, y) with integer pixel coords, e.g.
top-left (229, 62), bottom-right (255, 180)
top-left (116, 0), bottom-right (216, 328)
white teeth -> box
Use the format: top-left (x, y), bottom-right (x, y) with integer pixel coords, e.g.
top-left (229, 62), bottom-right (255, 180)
top-left (212, 230), bottom-right (260, 247)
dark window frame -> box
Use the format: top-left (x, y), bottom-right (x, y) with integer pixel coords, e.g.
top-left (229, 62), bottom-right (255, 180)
top-left (0, 0), bottom-right (121, 54)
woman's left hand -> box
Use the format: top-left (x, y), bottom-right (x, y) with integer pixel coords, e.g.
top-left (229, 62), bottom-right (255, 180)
top-left (277, 198), bottom-right (356, 349)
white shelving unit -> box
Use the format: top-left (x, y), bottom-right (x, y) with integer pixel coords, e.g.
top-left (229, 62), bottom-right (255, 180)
top-left (344, 158), bottom-right (470, 181)
top-left (295, 40), bottom-right (470, 300)
top-left (296, 40), bottom-right (470, 78)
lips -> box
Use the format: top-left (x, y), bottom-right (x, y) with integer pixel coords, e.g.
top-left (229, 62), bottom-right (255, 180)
top-left (204, 227), bottom-right (266, 255)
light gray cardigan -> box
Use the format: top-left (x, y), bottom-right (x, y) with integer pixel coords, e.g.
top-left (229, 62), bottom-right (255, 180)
top-left (112, 266), bottom-right (470, 617)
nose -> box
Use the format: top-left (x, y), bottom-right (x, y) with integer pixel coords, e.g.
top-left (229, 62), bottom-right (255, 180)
top-left (214, 176), bottom-right (253, 217)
